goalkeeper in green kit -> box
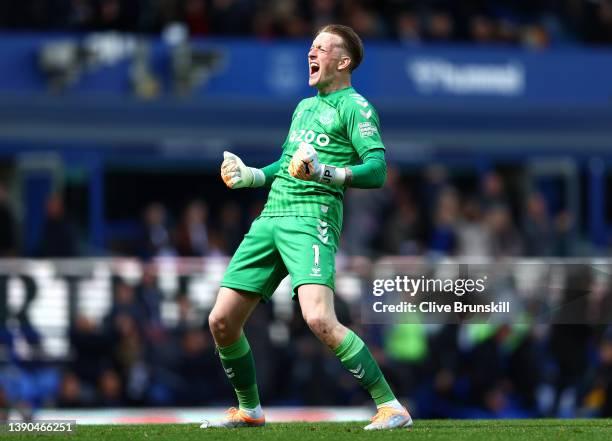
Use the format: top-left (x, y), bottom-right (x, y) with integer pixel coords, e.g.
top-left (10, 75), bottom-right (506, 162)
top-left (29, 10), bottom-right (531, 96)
top-left (204, 24), bottom-right (412, 430)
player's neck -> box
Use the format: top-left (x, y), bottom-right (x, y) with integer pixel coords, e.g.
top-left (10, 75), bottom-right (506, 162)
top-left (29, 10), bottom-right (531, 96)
top-left (317, 78), bottom-right (352, 96)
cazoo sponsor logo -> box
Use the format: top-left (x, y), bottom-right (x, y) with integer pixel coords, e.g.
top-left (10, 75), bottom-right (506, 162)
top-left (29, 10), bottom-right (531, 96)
top-left (289, 129), bottom-right (330, 147)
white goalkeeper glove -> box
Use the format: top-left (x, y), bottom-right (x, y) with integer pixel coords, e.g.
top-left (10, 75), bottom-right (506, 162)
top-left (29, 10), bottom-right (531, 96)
top-left (288, 142), bottom-right (346, 185)
top-left (221, 151), bottom-right (265, 189)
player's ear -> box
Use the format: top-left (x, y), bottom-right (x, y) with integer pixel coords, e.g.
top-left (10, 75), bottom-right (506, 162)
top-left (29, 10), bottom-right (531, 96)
top-left (337, 55), bottom-right (351, 72)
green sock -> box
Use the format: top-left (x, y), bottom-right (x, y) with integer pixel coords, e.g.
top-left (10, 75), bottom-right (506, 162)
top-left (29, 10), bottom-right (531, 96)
top-left (218, 333), bottom-right (260, 409)
top-left (334, 330), bottom-right (396, 406)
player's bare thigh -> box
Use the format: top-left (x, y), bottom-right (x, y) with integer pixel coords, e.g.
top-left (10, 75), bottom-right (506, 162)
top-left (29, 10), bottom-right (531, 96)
top-left (208, 287), bottom-right (260, 346)
top-left (297, 284), bottom-right (348, 348)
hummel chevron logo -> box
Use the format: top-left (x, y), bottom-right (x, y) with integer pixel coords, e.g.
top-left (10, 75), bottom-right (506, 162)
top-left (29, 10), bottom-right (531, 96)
top-left (317, 226), bottom-right (328, 235)
top-left (317, 234), bottom-right (329, 244)
top-left (349, 364), bottom-right (365, 379)
top-left (350, 93), bottom-right (369, 107)
top-left (360, 109), bottom-right (372, 119)
top-left (318, 220), bottom-right (327, 227)
top-left (225, 368), bottom-right (235, 378)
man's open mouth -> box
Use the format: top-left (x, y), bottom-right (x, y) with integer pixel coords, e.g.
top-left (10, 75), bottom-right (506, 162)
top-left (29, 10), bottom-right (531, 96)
top-left (309, 63), bottom-right (320, 76)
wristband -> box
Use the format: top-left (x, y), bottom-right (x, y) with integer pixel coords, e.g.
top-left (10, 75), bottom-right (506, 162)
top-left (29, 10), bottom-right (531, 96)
top-left (319, 165), bottom-right (347, 186)
top-left (250, 167), bottom-right (266, 188)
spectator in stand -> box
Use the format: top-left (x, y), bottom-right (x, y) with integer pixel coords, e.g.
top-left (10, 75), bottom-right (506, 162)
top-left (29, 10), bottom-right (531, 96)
top-left (343, 166), bottom-right (399, 257)
top-left (424, 9), bottom-right (455, 42)
top-left (523, 192), bottom-right (554, 257)
top-left (273, 0), bottom-right (310, 38)
top-left (56, 371), bottom-right (96, 408)
top-left (105, 280), bottom-right (144, 328)
top-left (470, 15), bottom-right (497, 44)
top-left (183, 0), bottom-right (210, 36)
top-left (97, 0), bottom-right (124, 31)
top-left (496, 18), bottom-right (520, 45)
top-left (395, 10), bottom-right (421, 45)
top-left (421, 164), bottom-right (449, 228)
top-left (553, 210), bottom-right (575, 256)
top-left (484, 204), bottom-right (523, 257)
top-left (309, 0), bottom-right (341, 33)
top-left (522, 23), bottom-right (551, 49)
top-left (175, 294), bottom-right (199, 333)
top-left (345, 2), bottom-right (387, 39)
top-left (135, 262), bottom-right (165, 342)
top-left (66, 0), bottom-right (96, 31)
top-left (481, 171), bottom-right (509, 211)
top-left (456, 197), bottom-right (491, 257)
top-left (68, 315), bottom-right (115, 390)
top-left (381, 192), bottom-right (423, 255)
top-left (139, 202), bottom-right (175, 259)
top-left (429, 186), bottom-right (459, 255)
top-left (2, 0), bottom-right (612, 47)
top-left (217, 201), bottom-right (243, 255)
top-left (175, 327), bottom-right (219, 404)
top-left (209, 0), bottom-right (253, 35)
top-left (36, 192), bottom-right (78, 258)
top-left (175, 200), bottom-right (209, 257)
top-left (110, 312), bottom-right (147, 405)
top-left (97, 368), bottom-right (125, 406)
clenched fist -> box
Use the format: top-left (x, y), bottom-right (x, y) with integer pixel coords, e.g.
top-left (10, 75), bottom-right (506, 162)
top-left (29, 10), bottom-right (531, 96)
top-left (288, 142), bottom-right (323, 181)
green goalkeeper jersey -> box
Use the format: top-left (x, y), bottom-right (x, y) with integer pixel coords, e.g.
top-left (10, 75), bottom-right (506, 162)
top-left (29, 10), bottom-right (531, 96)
top-left (260, 86), bottom-right (385, 234)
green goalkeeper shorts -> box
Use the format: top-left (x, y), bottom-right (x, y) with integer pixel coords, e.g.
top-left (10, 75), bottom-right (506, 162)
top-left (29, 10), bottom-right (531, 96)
top-left (220, 216), bottom-right (339, 302)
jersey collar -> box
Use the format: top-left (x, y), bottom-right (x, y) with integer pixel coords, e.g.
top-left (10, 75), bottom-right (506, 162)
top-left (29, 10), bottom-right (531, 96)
top-left (317, 86), bottom-right (354, 98)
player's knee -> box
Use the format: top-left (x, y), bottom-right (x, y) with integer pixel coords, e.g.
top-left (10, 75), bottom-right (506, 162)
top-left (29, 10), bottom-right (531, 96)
top-left (208, 311), bottom-right (228, 338)
top-left (304, 311), bottom-right (334, 337)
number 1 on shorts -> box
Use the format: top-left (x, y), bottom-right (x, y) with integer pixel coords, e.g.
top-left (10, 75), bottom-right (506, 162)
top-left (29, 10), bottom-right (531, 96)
top-left (312, 244), bottom-right (320, 267)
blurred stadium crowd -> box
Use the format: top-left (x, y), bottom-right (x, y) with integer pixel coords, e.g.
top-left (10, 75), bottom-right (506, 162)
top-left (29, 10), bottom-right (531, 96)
top-left (1, 259), bottom-right (612, 419)
top-left (0, 167), bottom-right (586, 259)
top-left (1, 165), bottom-right (612, 419)
top-left (1, 0), bottom-right (612, 47)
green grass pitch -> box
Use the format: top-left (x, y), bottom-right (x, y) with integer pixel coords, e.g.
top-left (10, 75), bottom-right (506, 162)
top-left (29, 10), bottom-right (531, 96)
top-left (5, 420), bottom-right (612, 441)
